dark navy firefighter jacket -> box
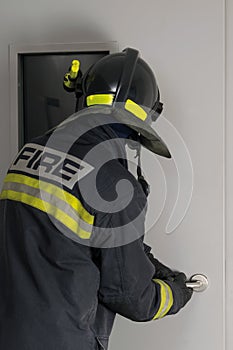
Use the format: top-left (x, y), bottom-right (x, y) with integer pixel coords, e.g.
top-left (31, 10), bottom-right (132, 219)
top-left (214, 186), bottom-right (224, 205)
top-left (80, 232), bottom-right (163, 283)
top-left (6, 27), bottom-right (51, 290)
top-left (0, 107), bottom-right (181, 350)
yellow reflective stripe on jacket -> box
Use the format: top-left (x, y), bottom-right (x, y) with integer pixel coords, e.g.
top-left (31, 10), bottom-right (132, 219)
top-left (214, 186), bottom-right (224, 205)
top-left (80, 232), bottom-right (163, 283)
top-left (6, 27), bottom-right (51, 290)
top-left (86, 94), bottom-right (114, 106)
top-left (152, 279), bottom-right (174, 319)
top-left (0, 189), bottom-right (91, 239)
top-left (1, 173), bottom-right (94, 239)
top-left (3, 173), bottom-right (94, 225)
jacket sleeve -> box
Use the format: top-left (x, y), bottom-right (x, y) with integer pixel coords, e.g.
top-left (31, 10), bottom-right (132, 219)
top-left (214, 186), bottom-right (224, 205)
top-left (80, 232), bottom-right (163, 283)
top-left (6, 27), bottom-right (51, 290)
top-left (90, 165), bottom-right (174, 322)
top-left (92, 238), bottom-right (174, 322)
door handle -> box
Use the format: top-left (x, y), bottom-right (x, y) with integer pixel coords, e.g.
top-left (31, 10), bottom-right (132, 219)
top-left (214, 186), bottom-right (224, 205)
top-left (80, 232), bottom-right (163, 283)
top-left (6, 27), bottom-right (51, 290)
top-left (186, 274), bottom-right (208, 292)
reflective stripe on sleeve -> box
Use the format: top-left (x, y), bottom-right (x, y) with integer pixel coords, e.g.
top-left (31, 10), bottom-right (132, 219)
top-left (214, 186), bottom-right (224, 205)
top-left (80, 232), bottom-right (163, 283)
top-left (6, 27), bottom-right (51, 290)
top-left (0, 173), bottom-right (94, 239)
top-left (152, 279), bottom-right (174, 319)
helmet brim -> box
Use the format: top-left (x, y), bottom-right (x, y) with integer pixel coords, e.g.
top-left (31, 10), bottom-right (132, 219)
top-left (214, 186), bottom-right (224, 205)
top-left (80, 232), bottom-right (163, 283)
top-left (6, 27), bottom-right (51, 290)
top-left (111, 108), bottom-right (171, 158)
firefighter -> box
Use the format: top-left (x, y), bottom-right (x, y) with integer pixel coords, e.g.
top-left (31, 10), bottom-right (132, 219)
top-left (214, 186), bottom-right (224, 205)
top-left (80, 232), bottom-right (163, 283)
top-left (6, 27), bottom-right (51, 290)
top-left (0, 48), bottom-right (193, 350)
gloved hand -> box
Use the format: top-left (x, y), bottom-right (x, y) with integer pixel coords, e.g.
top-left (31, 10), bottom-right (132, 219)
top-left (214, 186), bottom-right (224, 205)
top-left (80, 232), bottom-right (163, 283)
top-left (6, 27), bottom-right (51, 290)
top-left (146, 251), bottom-right (179, 281)
top-left (165, 272), bottom-right (193, 315)
top-left (144, 243), bottom-right (174, 279)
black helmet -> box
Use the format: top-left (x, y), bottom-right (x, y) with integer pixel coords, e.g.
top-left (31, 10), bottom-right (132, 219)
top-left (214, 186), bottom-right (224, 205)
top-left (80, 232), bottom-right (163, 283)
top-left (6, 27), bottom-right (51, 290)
top-left (81, 48), bottom-right (171, 158)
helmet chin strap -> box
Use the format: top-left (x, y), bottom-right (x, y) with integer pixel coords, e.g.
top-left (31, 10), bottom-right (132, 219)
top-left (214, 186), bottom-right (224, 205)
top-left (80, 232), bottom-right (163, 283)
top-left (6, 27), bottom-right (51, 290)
top-left (135, 136), bottom-right (150, 197)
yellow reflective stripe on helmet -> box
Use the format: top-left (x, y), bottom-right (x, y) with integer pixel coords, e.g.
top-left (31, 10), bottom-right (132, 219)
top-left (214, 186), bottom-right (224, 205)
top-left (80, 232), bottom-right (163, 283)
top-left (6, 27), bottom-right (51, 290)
top-left (152, 279), bottom-right (174, 319)
top-left (86, 95), bottom-right (148, 121)
top-left (86, 94), bottom-right (114, 106)
top-left (125, 99), bottom-right (147, 121)
top-left (3, 173), bottom-right (94, 225)
top-left (0, 190), bottom-right (91, 239)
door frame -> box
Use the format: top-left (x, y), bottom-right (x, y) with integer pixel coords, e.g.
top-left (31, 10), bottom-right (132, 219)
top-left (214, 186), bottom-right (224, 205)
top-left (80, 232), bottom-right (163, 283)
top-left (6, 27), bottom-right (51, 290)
top-left (8, 41), bottom-right (118, 159)
top-left (226, 1), bottom-right (233, 349)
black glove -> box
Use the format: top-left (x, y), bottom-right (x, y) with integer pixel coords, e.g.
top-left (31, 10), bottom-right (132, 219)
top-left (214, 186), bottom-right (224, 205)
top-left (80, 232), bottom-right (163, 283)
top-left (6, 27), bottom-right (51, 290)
top-left (165, 272), bottom-right (193, 315)
top-left (148, 253), bottom-right (178, 280)
top-left (143, 244), bottom-right (193, 314)
top-left (145, 249), bottom-right (179, 281)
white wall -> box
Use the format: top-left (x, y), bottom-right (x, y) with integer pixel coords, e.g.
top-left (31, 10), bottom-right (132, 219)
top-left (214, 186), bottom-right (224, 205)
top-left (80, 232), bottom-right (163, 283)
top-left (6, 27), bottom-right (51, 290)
top-left (226, 1), bottom-right (233, 350)
top-left (0, 0), bottom-right (223, 181)
top-left (0, 0), bottom-right (231, 349)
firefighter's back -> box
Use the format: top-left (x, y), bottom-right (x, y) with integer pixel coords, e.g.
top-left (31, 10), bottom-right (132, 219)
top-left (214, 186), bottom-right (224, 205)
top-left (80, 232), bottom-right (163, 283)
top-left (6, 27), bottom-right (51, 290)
top-left (0, 198), bottom-right (100, 349)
